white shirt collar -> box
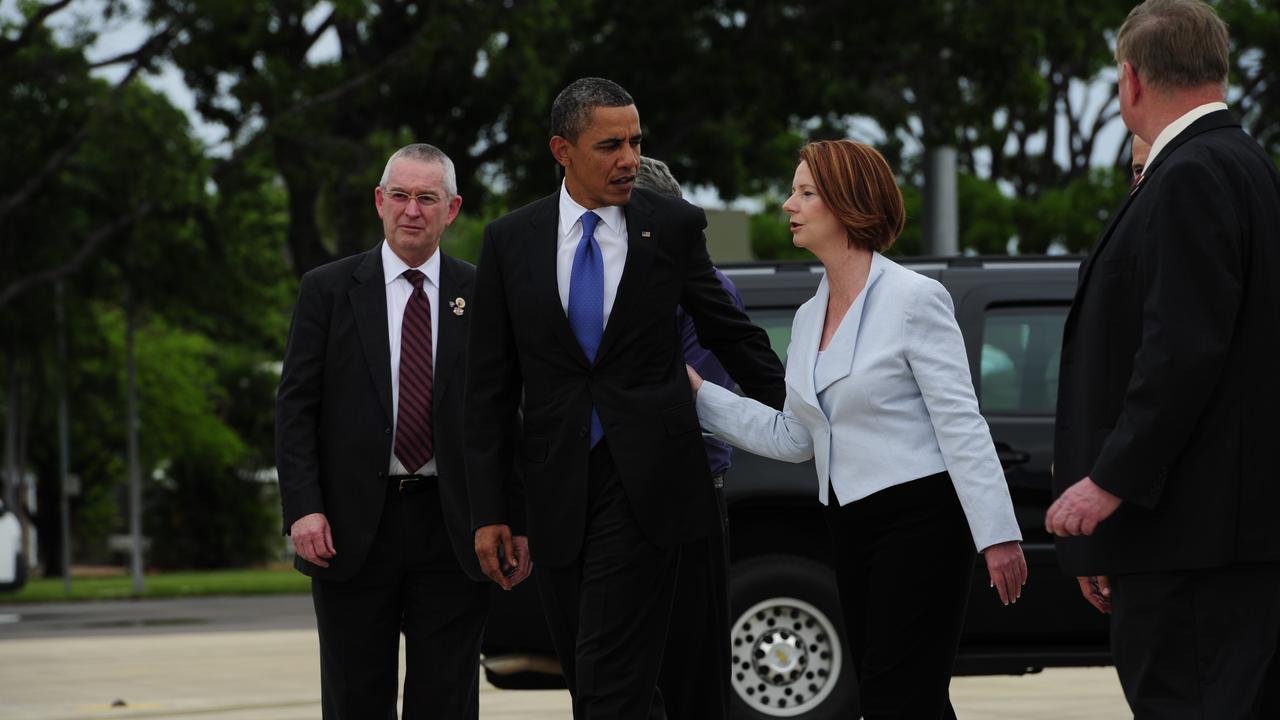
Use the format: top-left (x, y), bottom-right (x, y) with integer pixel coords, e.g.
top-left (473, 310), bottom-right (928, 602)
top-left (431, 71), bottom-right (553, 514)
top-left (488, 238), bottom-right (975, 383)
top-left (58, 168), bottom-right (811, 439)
top-left (381, 240), bottom-right (440, 288)
top-left (1145, 101), bottom-right (1228, 171)
top-left (558, 181), bottom-right (626, 240)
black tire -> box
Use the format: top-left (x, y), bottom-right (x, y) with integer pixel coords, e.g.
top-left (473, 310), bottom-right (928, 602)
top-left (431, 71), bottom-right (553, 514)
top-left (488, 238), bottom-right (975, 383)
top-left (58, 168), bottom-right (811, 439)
top-left (482, 667), bottom-right (566, 690)
top-left (728, 555), bottom-right (859, 719)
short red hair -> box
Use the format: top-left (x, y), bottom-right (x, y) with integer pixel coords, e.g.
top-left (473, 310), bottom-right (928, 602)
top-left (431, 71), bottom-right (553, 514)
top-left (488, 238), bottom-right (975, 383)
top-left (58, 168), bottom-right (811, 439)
top-left (798, 140), bottom-right (905, 252)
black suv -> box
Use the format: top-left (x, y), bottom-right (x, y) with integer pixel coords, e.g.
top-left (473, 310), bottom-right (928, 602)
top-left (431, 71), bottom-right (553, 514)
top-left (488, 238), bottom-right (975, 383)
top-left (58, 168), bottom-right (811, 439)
top-left (481, 256), bottom-right (1109, 719)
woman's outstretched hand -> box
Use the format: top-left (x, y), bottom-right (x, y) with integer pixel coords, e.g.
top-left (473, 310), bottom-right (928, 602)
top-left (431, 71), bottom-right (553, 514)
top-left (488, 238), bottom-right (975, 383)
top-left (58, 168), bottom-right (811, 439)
top-left (983, 540), bottom-right (1027, 606)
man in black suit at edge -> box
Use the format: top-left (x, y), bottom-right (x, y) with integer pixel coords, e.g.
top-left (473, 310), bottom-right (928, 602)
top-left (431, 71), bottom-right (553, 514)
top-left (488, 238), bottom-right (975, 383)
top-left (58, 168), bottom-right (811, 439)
top-left (1046, 2), bottom-right (1280, 717)
top-left (276, 143), bottom-right (530, 719)
top-left (465, 78), bottom-right (785, 719)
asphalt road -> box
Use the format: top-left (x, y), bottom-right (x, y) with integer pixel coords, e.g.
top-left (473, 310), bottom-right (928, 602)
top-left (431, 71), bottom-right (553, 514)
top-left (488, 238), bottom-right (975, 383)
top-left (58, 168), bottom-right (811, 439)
top-left (0, 595), bottom-right (316, 640)
top-left (0, 595), bottom-right (1131, 719)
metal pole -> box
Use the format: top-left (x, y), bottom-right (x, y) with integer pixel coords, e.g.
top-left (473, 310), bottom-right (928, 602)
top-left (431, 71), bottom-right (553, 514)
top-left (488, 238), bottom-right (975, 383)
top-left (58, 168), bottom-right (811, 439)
top-left (126, 309), bottom-right (144, 594)
top-left (56, 281), bottom-right (72, 595)
top-left (924, 146), bottom-right (960, 256)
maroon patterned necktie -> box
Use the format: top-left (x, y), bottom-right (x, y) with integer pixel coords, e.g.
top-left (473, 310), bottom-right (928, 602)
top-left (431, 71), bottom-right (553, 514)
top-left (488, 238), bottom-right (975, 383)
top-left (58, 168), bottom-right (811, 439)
top-left (395, 269), bottom-right (434, 471)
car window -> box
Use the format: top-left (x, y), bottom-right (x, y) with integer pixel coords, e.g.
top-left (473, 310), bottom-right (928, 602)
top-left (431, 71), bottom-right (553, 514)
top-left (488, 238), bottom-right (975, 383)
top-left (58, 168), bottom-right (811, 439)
top-left (747, 308), bottom-right (798, 365)
top-left (979, 305), bottom-right (1067, 415)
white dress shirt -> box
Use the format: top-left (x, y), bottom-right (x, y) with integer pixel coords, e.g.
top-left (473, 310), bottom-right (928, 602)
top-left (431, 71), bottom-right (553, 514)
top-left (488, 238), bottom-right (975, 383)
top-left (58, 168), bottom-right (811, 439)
top-left (557, 181), bottom-right (628, 326)
top-left (696, 252), bottom-right (1021, 551)
top-left (382, 240), bottom-right (439, 477)
top-left (1145, 101), bottom-right (1228, 171)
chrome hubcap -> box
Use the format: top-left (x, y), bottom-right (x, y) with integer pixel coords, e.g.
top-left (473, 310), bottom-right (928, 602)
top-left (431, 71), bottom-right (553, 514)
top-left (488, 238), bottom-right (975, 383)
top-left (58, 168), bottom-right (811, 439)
top-left (729, 597), bottom-right (842, 717)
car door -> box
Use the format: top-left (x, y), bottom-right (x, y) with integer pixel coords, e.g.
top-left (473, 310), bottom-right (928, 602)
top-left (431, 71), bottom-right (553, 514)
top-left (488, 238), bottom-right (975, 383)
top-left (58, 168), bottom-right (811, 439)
top-left (946, 266), bottom-right (1110, 656)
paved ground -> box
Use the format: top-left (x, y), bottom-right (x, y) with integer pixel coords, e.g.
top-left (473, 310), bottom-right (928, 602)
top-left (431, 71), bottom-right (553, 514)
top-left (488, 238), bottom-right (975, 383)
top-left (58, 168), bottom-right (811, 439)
top-left (0, 597), bottom-right (1131, 719)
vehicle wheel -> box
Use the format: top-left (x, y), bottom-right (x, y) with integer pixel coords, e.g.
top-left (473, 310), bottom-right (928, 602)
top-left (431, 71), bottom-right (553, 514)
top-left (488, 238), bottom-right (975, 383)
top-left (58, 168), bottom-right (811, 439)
top-left (728, 555), bottom-right (858, 719)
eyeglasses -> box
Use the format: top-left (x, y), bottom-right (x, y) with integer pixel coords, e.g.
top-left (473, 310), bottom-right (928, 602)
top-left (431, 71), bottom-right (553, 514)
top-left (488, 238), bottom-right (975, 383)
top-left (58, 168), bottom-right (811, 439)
top-left (383, 189), bottom-right (443, 209)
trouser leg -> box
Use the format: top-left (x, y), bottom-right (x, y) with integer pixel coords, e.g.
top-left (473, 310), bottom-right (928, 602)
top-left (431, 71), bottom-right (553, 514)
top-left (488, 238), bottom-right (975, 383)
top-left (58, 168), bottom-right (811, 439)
top-left (311, 488), bottom-right (402, 720)
top-left (539, 441), bottom-right (679, 720)
top-left (825, 473), bottom-right (973, 720)
top-left (1110, 562), bottom-right (1280, 720)
top-left (400, 487), bottom-right (490, 720)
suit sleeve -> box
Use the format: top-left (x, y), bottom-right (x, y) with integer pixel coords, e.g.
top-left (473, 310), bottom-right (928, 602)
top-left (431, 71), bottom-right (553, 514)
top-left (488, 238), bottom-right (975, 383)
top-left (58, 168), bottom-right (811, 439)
top-left (464, 226), bottom-right (524, 530)
top-left (905, 281), bottom-right (1021, 550)
top-left (678, 213), bottom-right (786, 410)
top-left (1090, 159), bottom-right (1244, 507)
top-left (696, 381), bottom-right (814, 462)
top-left (275, 271), bottom-right (329, 533)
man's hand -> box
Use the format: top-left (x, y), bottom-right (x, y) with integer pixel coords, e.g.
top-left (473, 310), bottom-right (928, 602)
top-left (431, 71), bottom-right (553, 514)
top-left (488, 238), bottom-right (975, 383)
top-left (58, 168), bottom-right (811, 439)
top-left (983, 540), bottom-right (1028, 606)
top-left (475, 523), bottom-right (517, 590)
top-left (1045, 476), bottom-right (1122, 537)
top-left (290, 512), bottom-right (335, 568)
top-left (1077, 575), bottom-right (1112, 614)
top-left (686, 363), bottom-right (704, 394)
top-left (505, 535), bottom-right (534, 587)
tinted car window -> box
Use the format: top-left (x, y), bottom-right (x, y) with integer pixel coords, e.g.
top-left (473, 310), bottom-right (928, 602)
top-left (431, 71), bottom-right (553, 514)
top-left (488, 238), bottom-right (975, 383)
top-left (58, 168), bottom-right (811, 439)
top-left (749, 308), bottom-right (799, 365)
top-left (979, 305), bottom-right (1067, 415)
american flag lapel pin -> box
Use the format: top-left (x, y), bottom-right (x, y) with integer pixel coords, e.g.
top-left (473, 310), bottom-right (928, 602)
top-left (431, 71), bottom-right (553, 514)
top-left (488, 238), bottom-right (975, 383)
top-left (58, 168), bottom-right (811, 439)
top-left (641, 230), bottom-right (652, 238)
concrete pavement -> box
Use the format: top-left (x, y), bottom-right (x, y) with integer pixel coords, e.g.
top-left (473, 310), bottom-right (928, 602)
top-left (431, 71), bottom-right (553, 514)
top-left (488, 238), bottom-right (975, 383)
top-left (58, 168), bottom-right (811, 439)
top-left (0, 597), bottom-right (1130, 719)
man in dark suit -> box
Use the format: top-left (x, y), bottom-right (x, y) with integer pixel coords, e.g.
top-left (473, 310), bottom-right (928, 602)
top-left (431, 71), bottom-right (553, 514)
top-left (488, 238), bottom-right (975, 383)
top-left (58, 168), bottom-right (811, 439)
top-left (276, 143), bottom-right (529, 719)
top-left (465, 78), bottom-right (785, 718)
top-left (1047, 2), bottom-right (1280, 717)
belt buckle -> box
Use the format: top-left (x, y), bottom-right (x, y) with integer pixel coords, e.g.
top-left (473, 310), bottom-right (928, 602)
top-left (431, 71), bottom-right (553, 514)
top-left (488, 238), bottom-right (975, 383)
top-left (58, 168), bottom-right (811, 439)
top-left (398, 477), bottom-right (419, 493)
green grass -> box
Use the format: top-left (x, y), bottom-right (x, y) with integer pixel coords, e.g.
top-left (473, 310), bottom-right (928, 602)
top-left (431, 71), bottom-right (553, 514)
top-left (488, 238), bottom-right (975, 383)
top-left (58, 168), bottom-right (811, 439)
top-left (2, 567), bottom-right (310, 603)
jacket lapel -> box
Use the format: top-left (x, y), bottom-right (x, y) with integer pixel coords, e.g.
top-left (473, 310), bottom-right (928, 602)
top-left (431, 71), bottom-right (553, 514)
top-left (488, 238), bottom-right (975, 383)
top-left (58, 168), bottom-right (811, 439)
top-left (529, 194), bottom-right (591, 367)
top-left (787, 277), bottom-right (825, 410)
top-left (597, 190), bottom-right (655, 363)
top-left (349, 247), bottom-right (393, 424)
top-left (434, 253), bottom-right (471, 406)
top-left (814, 253), bottom-right (886, 394)
top-left (1072, 110), bottom-right (1242, 329)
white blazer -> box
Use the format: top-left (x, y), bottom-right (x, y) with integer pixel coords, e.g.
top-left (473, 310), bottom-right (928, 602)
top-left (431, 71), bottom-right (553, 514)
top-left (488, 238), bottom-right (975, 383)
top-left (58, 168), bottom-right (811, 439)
top-left (696, 252), bottom-right (1021, 551)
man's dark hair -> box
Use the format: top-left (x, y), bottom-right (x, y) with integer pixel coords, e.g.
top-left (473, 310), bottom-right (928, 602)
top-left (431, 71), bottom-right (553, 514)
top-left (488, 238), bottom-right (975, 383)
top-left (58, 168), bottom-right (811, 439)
top-left (550, 78), bottom-right (635, 141)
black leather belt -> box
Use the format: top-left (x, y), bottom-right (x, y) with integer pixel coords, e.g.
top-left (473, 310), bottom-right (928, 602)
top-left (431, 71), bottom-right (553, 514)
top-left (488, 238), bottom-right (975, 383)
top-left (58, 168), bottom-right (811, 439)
top-left (388, 473), bottom-right (436, 494)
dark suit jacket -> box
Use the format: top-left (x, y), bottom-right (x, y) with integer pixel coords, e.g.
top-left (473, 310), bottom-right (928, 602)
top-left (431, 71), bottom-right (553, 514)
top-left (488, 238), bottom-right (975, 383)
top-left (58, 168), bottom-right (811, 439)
top-left (465, 188), bottom-right (785, 567)
top-left (276, 245), bottom-right (491, 582)
top-left (1053, 110), bottom-right (1280, 576)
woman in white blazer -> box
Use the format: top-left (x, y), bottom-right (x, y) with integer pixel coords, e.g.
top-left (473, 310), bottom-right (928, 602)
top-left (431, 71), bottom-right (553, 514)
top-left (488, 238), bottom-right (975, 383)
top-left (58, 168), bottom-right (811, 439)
top-left (689, 140), bottom-right (1026, 719)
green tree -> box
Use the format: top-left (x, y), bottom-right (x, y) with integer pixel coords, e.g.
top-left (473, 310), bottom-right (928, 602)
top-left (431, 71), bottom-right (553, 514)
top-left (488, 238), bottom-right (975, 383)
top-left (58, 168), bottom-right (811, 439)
top-left (2, 5), bottom-right (293, 576)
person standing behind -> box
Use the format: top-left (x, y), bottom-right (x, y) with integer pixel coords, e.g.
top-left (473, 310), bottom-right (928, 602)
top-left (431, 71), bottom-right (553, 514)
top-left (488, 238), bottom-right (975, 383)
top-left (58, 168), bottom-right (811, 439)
top-left (689, 140), bottom-right (1026, 720)
top-left (636, 155), bottom-right (742, 720)
top-left (1130, 134), bottom-right (1152, 186)
top-left (276, 143), bottom-right (530, 719)
top-left (1046, 1), bottom-right (1280, 716)
top-left (465, 78), bottom-right (785, 719)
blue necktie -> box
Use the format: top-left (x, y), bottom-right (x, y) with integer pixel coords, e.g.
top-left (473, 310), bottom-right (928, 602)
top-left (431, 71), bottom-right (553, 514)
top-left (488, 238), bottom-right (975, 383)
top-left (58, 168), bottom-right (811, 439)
top-left (568, 211), bottom-right (604, 446)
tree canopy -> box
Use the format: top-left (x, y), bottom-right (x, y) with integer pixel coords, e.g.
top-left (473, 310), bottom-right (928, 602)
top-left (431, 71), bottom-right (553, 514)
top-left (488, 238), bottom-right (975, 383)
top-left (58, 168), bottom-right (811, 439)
top-left (4, 0), bottom-right (1279, 575)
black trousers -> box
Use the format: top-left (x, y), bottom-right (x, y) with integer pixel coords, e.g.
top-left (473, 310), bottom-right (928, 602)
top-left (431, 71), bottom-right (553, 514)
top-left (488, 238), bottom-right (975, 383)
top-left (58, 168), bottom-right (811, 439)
top-left (1110, 562), bottom-right (1280, 720)
top-left (658, 474), bottom-right (731, 720)
top-left (536, 440), bottom-right (680, 720)
top-left (823, 472), bottom-right (974, 720)
top-left (311, 480), bottom-right (489, 720)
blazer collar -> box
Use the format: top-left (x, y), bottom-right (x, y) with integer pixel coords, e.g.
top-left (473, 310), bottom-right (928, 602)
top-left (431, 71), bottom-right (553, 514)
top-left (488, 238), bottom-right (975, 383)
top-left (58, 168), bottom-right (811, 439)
top-left (1139, 109), bottom-right (1239, 185)
top-left (434, 253), bottom-right (472, 403)
top-left (597, 189), bottom-right (656, 363)
top-left (349, 245), bottom-right (393, 424)
top-left (1076, 109), bottom-right (1241, 294)
top-left (789, 252), bottom-right (888, 404)
top-left (529, 193), bottom-right (593, 367)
